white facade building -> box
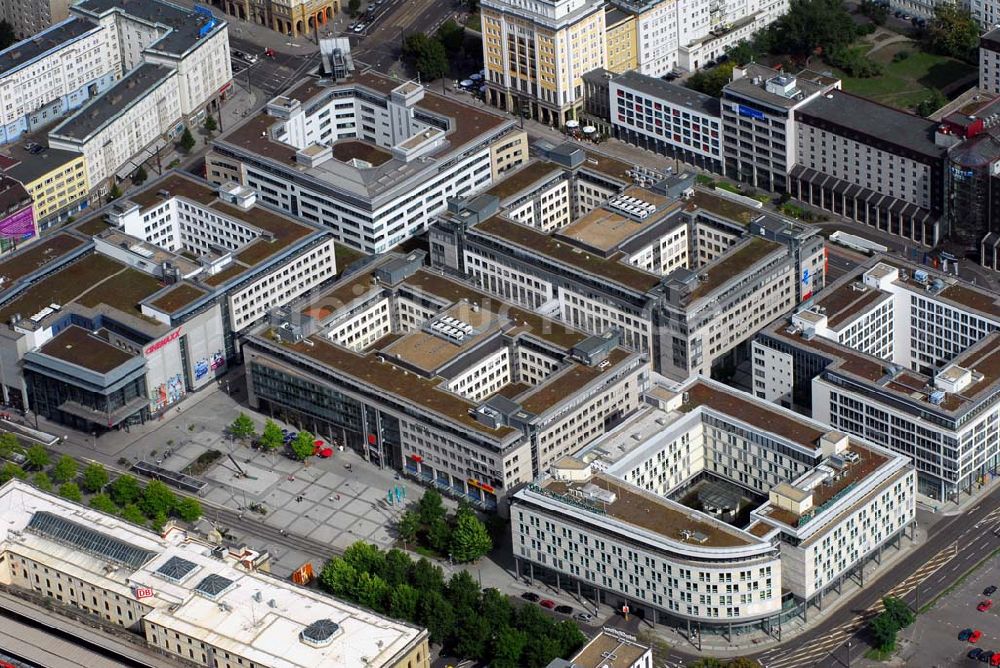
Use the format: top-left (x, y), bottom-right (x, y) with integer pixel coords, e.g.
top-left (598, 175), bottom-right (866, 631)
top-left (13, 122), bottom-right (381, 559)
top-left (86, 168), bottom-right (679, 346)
top-left (981, 29), bottom-right (1000, 96)
top-left (511, 377), bottom-right (915, 631)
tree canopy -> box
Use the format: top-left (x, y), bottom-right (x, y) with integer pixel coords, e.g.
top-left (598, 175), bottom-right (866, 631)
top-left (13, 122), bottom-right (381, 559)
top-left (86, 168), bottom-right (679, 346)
top-left (229, 413), bottom-right (256, 441)
top-left (58, 482), bottom-right (82, 503)
top-left (924, 5), bottom-right (979, 61)
top-left (81, 462), bottom-right (109, 493)
top-left (289, 430), bottom-right (315, 460)
top-left (51, 455), bottom-right (78, 484)
top-left (450, 505), bottom-right (492, 562)
top-left (25, 444), bottom-right (49, 470)
top-left (109, 475), bottom-right (143, 506)
top-left (259, 419), bottom-right (283, 451)
top-left (403, 33), bottom-right (448, 81)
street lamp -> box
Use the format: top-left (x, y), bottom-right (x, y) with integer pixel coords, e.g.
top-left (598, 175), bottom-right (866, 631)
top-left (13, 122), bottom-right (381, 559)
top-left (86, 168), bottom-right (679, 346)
top-left (846, 640), bottom-right (853, 666)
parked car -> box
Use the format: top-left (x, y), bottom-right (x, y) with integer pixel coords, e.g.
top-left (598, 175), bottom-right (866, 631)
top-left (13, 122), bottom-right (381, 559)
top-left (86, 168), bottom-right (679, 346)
top-left (992, 652), bottom-right (1000, 667)
top-left (554, 605), bottom-right (573, 615)
top-left (985, 586), bottom-right (997, 597)
top-left (539, 599), bottom-right (556, 609)
top-left (575, 612), bottom-right (595, 623)
top-left (962, 629), bottom-right (975, 641)
top-left (971, 648), bottom-right (984, 661)
top-left (353, 23), bottom-right (366, 33)
top-left (972, 630), bottom-right (984, 643)
top-left (981, 650), bottom-right (996, 663)
top-left (520, 592), bottom-right (539, 602)
top-left (979, 600), bottom-right (994, 612)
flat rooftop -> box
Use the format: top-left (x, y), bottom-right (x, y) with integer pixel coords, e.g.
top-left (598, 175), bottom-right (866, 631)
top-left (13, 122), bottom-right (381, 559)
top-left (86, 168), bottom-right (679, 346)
top-left (572, 633), bottom-right (649, 668)
top-left (612, 70), bottom-right (721, 117)
top-left (0, 253), bottom-right (124, 324)
top-left (50, 64), bottom-right (175, 142)
top-left (0, 19), bottom-right (95, 77)
top-left (0, 233), bottom-right (84, 286)
top-left (938, 283), bottom-right (1000, 318)
top-left (685, 188), bottom-right (761, 225)
top-left (36, 325), bottom-right (136, 373)
top-left (485, 160), bottom-right (563, 200)
top-left (724, 64), bottom-right (829, 110)
top-left (542, 472), bottom-right (752, 547)
top-left (689, 237), bottom-right (782, 300)
top-left (382, 303), bottom-right (501, 373)
top-left (814, 281), bottom-right (890, 328)
top-left (475, 216), bottom-right (662, 293)
top-left (147, 283), bottom-right (208, 313)
top-left (72, 0), bottom-right (225, 57)
top-left (0, 140), bottom-right (82, 186)
top-left (75, 267), bottom-right (165, 315)
top-left (558, 188), bottom-right (675, 255)
top-left (329, 139), bottom-right (392, 166)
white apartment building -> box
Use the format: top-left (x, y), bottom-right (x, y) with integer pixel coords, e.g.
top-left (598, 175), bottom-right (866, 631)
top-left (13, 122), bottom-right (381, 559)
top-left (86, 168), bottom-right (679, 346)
top-left (512, 377), bottom-right (915, 633)
top-left (609, 69), bottom-right (723, 172)
top-left (71, 0), bottom-right (233, 118)
top-left (0, 480), bottom-right (431, 668)
top-left (208, 74), bottom-right (524, 254)
top-left (722, 65), bottom-right (839, 193)
top-left (0, 0), bottom-right (72, 40)
top-left (432, 144), bottom-right (826, 379)
top-left (981, 29), bottom-right (1000, 96)
top-left (753, 260), bottom-right (1000, 501)
top-left (0, 19), bottom-right (117, 144)
top-left (242, 251), bottom-right (649, 511)
top-left (48, 63), bottom-right (181, 189)
top-left (790, 89), bottom-right (945, 246)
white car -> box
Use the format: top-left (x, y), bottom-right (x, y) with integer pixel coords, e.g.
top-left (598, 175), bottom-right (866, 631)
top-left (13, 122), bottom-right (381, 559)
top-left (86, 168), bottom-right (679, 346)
top-left (353, 23), bottom-right (365, 33)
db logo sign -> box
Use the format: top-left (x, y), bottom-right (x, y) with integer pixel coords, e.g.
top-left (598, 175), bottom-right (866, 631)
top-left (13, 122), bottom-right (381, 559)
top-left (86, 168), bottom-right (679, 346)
top-left (134, 587), bottom-right (155, 599)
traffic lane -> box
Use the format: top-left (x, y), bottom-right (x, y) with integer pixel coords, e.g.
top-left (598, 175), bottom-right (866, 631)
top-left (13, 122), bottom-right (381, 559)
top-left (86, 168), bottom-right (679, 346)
top-left (353, 0), bottom-right (459, 64)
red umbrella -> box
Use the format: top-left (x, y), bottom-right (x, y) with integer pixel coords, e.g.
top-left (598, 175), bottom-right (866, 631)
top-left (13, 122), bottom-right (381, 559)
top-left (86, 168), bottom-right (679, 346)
top-left (314, 439), bottom-right (324, 446)
top-left (320, 448), bottom-right (333, 458)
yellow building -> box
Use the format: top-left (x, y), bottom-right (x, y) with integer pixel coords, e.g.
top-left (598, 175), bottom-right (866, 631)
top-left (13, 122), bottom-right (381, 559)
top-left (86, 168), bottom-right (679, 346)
top-left (1, 144), bottom-right (89, 234)
top-left (482, 0), bottom-right (607, 126)
top-left (605, 8), bottom-right (638, 74)
top-left (220, 0), bottom-right (337, 37)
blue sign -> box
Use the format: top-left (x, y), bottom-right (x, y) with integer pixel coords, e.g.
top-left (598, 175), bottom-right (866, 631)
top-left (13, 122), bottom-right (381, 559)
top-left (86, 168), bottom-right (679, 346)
top-left (737, 104), bottom-right (765, 120)
top-left (802, 268), bottom-right (810, 285)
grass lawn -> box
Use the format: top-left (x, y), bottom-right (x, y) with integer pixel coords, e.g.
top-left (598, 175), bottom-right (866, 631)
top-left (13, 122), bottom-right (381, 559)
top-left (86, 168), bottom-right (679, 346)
top-left (828, 41), bottom-right (975, 111)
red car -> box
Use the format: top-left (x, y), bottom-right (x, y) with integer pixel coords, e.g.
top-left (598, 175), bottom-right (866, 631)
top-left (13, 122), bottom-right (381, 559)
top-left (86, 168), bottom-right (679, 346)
top-left (971, 629), bottom-right (984, 643)
top-left (539, 599), bottom-right (556, 609)
top-left (979, 599), bottom-right (994, 612)
top-left (991, 652), bottom-right (1000, 667)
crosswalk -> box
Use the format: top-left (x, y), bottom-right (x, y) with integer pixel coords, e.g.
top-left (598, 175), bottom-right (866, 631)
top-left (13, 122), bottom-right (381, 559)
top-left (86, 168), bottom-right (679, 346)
top-left (758, 541), bottom-right (959, 668)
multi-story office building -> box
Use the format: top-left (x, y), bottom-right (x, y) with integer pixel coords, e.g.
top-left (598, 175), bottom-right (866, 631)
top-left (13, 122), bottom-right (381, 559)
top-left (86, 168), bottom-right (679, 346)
top-left (0, 18), bottom-right (117, 145)
top-left (0, 480), bottom-right (431, 668)
top-left (721, 64), bottom-right (838, 192)
top-left (48, 63), bottom-right (181, 190)
top-left (789, 89), bottom-right (946, 246)
top-left (605, 8), bottom-right (639, 74)
top-left (753, 259), bottom-right (1000, 501)
top-left (0, 171), bottom-right (337, 429)
top-left (609, 70), bottom-right (723, 172)
top-left (0, 141), bottom-right (89, 232)
top-left (0, 174), bottom-right (34, 253)
top-left (242, 251), bottom-right (649, 511)
top-left (981, 29), bottom-right (1000, 95)
top-left (481, 0), bottom-right (607, 125)
top-left (0, 0), bottom-right (72, 40)
top-left (208, 74), bottom-right (525, 254)
top-left (217, 0), bottom-right (337, 37)
top-left (431, 142), bottom-right (825, 379)
top-left (511, 376), bottom-right (915, 633)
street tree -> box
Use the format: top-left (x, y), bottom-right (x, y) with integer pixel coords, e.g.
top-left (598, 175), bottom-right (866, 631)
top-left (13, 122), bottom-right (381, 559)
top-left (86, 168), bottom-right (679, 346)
top-left (120, 504), bottom-right (147, 525)
top-left (81, 462), bottom-right (109, 493)
top-left (133, 165), bottom-right (148, 185)
top-left (108, 475), bottom-right (143, 506)
top-left (32, 471), bottom-right (53, 492)
top-left (402, 33), bottom-right (448, 81)
top-left (229, 413), bottom-right (256, 441)
top-left (0, 462), bottom-right (25, 483)
top-left (408, 557), bottom-right (445, 593)
top-left (382, 548), bottom-right (411, 587)
top-left (355, 571), bottom-right (390, 612)
top-left (924, 5), bottom-right (979, 60)
top-left (480, 586), bottom-right (513, 628)
top-left (454, 613), bottom-right (491, 660)
top-left (490, 626), bottom-right (528, 668)
top-left (0, 432), bottom-right (20, 458)
top-left (174, 496), bottom-right (203, 522)
top-left (436, 20), bottom-right (464, 55)
top-left (319, 557), bottom-right (358, 597)
top-left (397, 510), bottom-right (420, 545)
top-left (204, 115), bottom-right (217, 134)
top-left (427, 517), bottom-right (450, 554)
top-left (388, 583), bottom-right (421, 621)
top-left (25, 444), bottom-right (49, 470)
top-left (51, 455), bottom-right (77, 484)
top-left (417, 488), bottom-right (445, 526)
top-left (58, 482), bottom-right (82, 503)
top-left (869, 610), bottom-right (898, 652)
top-left (179, 128), bottom-right (196, 152)
top-left (140, 480), bottom-right (177, 518)
top-left (89, 493), bottom-right (118, 514)
top-left (259, 419), bottom-right (283, 450)
top-left (445, 569), bottom-right (481, 611)
top-left (882, 596), bottom-right (915, 628)
top-left (108, 184), bottom-right (122, 201)
top-left (417, 590), bottom-right (454, 644)
top-left (522, 634), bottom-right (563, 668)
top-left (450, 506), bottom-right (492, 562)
top-left (343, 541), bottom-right (386, 576)
top-left (289, 430), bottom-right (315, 460)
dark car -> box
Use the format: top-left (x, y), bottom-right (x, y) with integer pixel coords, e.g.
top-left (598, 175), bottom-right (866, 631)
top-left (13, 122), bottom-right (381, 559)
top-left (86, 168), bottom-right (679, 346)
top-left (555, 605), bottom-right (573, 615)
top-left (971, 648), bottom-right (984, 661)
top-left (982, 650), bottom-right (996, 663)
top-left (962, 629), bottom-right (975, 641)
top-left (986, 586), bottom-right (998, 597)
top-left (520, 592), bottom-right (540, 602)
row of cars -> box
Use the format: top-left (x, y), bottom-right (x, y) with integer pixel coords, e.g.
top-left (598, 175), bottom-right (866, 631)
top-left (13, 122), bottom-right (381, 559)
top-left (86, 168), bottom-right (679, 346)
top-left (520, 591), bottom-right (595, 624)
top-left (965, 585), bottom-right (998, 663)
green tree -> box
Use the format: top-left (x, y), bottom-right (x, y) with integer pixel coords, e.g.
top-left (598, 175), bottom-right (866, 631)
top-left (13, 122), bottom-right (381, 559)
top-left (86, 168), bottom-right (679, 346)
top-left (450, 506), bottom-right (492, 562)
top-left (151, 511), bottom-right (169, 532)
top-left (417, 488), bottom-right (446, 526)
top-left (174, 496), bottom-right (202, 522)
top-left (408, 557), bottom-right (445, 593)
top-left (140, 480), bottom-right (177, 518)
top-left (467, 0), bottom-right (478, 12)
top-left (869, 610), bottom-right (898, 652)
top-left (179, 127), bottom-right (196, 152)
top-left (882, 596), bottom-right (915, 629)
top-left (417, 590), bottom-right (454, 644)
top-left (229, 413), bottom-right (256, 441)
top-left (120, 503), bottom-right (147, 525)
top-left (0, 20), bottom-right (15, 51)
top-left (108, 475), bottom-right (143, 507)
top-left (686, 62), bottom-right (735, 98)
top-left (769, 0), bottom-right (860, 55)
top-left (289, 430), bottom-right (315, 460)
top-left (81, 462), bottom-right (109, 493)
top-left (402, 33), bottom-right (448, 81)
top-left (24, 444), bottom-right (49, 470)
top-left (825, 47), bottom-right (883, 78)
top-left (859, 0), bottom-right (888, 24)
top-left (726, 40), bottom-right (760, 66)
top-left (204, 115), bottom-right (218, 134)
top-left (445, 569), bottom-right (481, 611)
top-left (89, 493), bottom-right (118, 514)
top-left (58, 482), bottom-right (82, 503)
top-left (491, 626), bottom-right (528, 668)
top-left (924, 5), bottom-right (979, 61)
top-left (427, 517), bottom-right (451, 554)
top-left (348, 0), bottom-right (360, 16)
top-left (259, 419), bottom-right (284, 451)
top-left (343, 541), bottom-right (386, 576)
top-left (51, 455), bottom-right (77, 484)
top-left (108, 184), bottom-right (122, 201)
top-left (0, 432), bottom-right (20, 458)
top-left (383, 548), bottom-right (411, 587)
top-left (133, 165), bottom-right (148, 185)
top-left (0, 462), bottom-right (26, 483)
top-left (689, 660), bottom-right (726, 668)
top-left (454, 613), bottom-right (491, 660)
top-left (480, 587), bottom-right (513, 628)
top-left (398, 510), bottom-right (420, 545)
top-left (726, 659), bottom-right (762, 668)
top-left (916, 88), bottom-right (948, 116)
top-left (355, 571), bottom-right (390, 611)
top-left (388, 582), bottom-right (421, 621)
top-left (319, 558), bottom-right (358, 598)
top-left (522, 634), bottom-right (562, 668)
top-left (551, 620), bottom-right (586, 658)
top-left (436, 19), bottom-right (465, 55)
top-left (32, 471), bottom-right (53, 492)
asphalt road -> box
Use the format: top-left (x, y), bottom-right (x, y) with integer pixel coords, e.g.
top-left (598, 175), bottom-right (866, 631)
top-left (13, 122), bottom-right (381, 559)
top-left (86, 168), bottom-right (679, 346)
top-left (228, 37), bottom-right (320, 98)
top-left (350, 0), bottom-right (464, 70)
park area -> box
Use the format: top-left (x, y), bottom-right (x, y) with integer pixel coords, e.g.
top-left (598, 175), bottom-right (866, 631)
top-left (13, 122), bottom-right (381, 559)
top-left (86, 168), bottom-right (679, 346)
top-left (827, 39), bottom-right (976, 110)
